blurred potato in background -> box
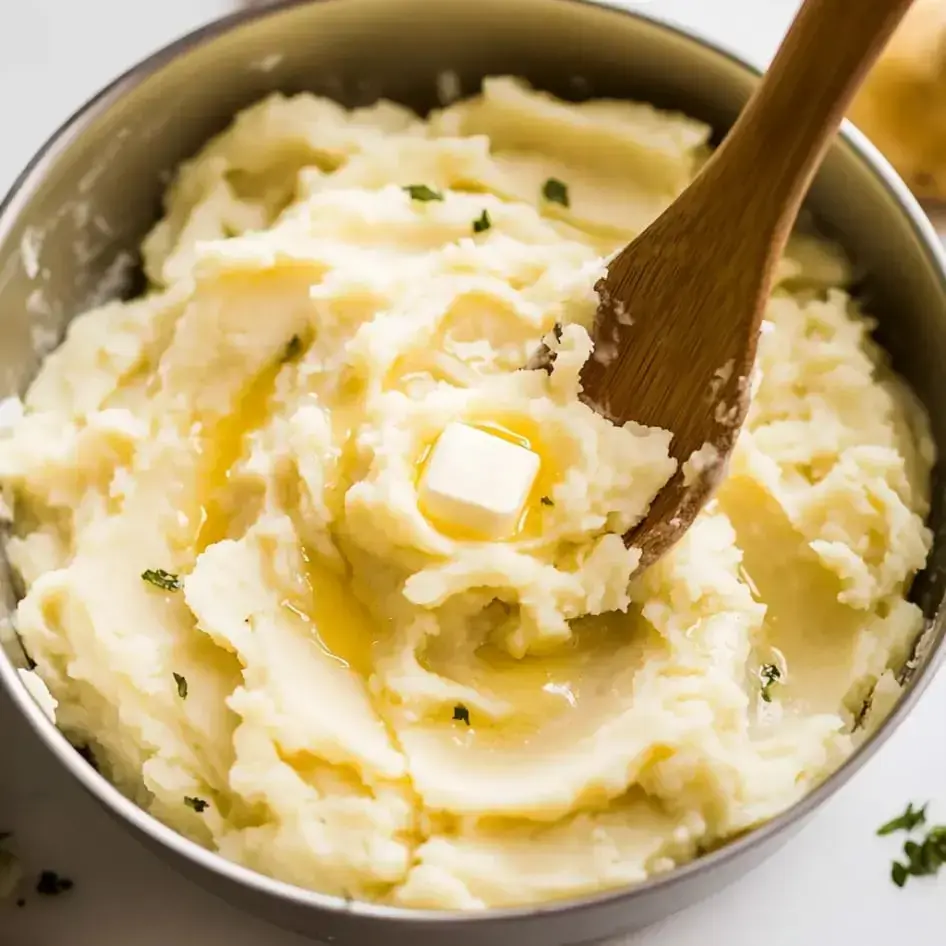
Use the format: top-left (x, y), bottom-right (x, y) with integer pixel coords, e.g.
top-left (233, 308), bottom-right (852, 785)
top-left (851, 0), bottom-right (946, 203)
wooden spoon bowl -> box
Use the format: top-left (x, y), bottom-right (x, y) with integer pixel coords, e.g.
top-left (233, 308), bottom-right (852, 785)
top-left (578, 0), bottom-right (916, 567)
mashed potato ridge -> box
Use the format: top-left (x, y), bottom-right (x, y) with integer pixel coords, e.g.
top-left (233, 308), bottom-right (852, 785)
top-left (0, 77), bottom-right (933, 909)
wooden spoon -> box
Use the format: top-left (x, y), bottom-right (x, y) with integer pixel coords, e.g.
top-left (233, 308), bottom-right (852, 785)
top-left (576, 0), bottom-right (916, 569)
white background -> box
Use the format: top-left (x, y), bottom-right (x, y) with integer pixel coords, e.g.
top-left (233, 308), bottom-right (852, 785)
top-left (0, 1), bottom-right (944, 944)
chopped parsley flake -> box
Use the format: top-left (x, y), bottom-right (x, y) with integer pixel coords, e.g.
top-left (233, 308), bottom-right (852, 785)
top-left (452, 704), bottom-right (470, 726)
top-left (35, 870), bottom-right (73, 896)
top-left (540, 496), bottom-right (555, 507)
top-left (141, 569), bottom-right (182, 592)
top-left (184, 796), bottom-right (209, 813)
top-left (759, 663), bottom-right (781, 702)
top-left (472, 209), bottom-right (491, 233)
top-left (282, 334), bottom-right (303, 362)
top-left (878, 802), bottom-right (927, 836)
top-left (403, 184), bottom-right (444, 202)
top-left (173, 673), bottom-right (188, 700)
top-left (542, 178), bottom-right (569, 207)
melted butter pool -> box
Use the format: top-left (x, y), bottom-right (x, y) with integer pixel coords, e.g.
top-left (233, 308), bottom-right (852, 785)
top-left (290, 547), bottom-right (380, 677)
top-left (717, 474), bottom-right (864, 715)
top-left (194, 358), bottom-right (282, 553)
top-left (423, 605), bottom-right (652, 741)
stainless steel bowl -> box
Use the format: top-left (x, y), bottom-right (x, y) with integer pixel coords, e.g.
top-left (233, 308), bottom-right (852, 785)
top-left (1, 1), bottom-right (945, 943)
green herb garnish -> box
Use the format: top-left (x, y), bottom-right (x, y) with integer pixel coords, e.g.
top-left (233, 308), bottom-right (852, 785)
top-left (472, 209), bottom-right (491, 233)
top-left (35, 871), bottom-right (73, 896)
top-left (184, 796), bottom-right (208, 813)
top-left (141, 569), bottom-right (182, 592)
top-left (540, 496), bottom-right (554, 507)
top-left (452, 704), bottom-right (470, 726)
top-left (890, 826), bottom-right (946, 887)
top-left (542, 178), bottom-right (569, 207)
top-left (282, 334), bottom-right (303, 362)
top-left (403, 184), bottom-right (444, 202)
top-left (759, 663), bottom-right (781, 702)
top-left (878, 802), bottom-right (928, 836)
top-left (878, 801), bottom-right (946, 888)
top-left (173, 673), bottom-right (188, 700)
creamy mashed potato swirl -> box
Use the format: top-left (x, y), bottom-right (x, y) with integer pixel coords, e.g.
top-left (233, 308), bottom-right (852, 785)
top-left (0, 78), bottom-right (933, 909)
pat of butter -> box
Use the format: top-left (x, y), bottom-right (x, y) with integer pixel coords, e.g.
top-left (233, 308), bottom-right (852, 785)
top-left (419, 422), bottom-right (540, 540)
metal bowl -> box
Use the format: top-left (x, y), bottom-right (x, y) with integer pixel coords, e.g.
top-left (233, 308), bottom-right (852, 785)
top-left (1, 1), bottom-right (945, 944)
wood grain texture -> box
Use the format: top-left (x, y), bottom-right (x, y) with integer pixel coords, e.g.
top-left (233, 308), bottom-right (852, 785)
top-left (580, 0), bottom-right (916, 567)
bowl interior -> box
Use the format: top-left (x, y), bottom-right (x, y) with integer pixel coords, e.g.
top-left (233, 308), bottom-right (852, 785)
top-left (0, 0), bottom-right (945, 937)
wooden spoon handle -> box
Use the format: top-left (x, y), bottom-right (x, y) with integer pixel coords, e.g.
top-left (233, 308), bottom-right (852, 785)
top-left (702, 0), bottom-right (914, 243)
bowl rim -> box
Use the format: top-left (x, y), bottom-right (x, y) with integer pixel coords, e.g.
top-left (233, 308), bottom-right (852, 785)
top-left (1, 0), bottom-right (945, 927)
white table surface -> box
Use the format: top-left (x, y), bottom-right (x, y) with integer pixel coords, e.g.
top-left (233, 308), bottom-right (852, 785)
top-left (0, 1), bottom-right (944, 944)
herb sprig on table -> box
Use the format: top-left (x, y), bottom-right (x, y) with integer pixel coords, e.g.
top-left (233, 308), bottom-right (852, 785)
top-left (0, 832), bottom-right (75, 906)
top-left (878, 802), bottom-right (927, 836)
top-left (35, 870), bottom-right (74, 896)
top-left (879, 802), bottom-right (946, 887)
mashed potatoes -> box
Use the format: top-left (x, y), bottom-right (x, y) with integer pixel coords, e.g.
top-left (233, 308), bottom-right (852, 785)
top-left (0, 78), bottom-right (934, 909)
